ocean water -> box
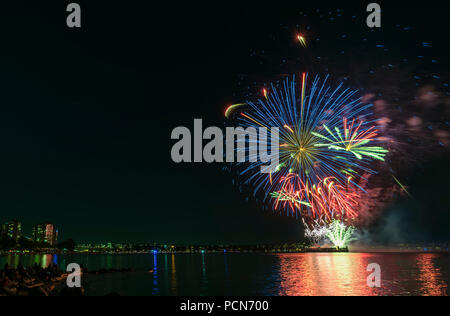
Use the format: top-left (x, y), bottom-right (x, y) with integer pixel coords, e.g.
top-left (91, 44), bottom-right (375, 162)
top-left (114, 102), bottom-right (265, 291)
top-left (1, 253), bottom-right (449, 296)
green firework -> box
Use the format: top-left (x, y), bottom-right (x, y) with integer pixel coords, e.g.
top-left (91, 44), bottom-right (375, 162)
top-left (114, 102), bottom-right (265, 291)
top-left (326, 220), bottom-right (357, 249)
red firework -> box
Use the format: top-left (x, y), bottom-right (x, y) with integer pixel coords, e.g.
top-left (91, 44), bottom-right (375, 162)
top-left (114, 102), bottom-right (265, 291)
top-left (273, 173), bottom-right (361, 225)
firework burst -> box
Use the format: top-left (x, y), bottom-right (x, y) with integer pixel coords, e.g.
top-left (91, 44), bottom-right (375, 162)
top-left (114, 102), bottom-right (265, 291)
top-left (326, 220), bottom-right (357, 249)
top-left (303, 219), bottom-right (330, 245)
top-left (271, 173), bottom-right (360, 225)
top-left (229, 74), bottom-right (389, 225)
top-left (313, 117), bottom-right (389, 161)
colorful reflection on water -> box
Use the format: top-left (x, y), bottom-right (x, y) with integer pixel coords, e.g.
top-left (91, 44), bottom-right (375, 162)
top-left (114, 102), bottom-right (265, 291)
top-left (278, 253), bottom-right (378, 296)
top-left (416, 254), bottom-right (448, 296)
top-left (2, 254), bottom-right (57, 269)
top-left (0, 253), bottom-right (448, 296)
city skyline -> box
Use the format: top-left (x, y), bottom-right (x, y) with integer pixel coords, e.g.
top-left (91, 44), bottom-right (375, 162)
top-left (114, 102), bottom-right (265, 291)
top-left (1, 220), bottom-right (59, 246)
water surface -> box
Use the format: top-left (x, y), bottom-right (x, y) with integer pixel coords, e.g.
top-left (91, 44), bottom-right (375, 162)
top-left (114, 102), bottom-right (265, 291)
top-left (1, 253), bottom-right (448, 296)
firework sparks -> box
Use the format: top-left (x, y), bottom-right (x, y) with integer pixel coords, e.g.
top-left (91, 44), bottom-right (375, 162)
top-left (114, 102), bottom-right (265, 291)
top-left (225, 104), bottom-right (246, 119)
top-left (393, 175), bottom-right (413, 198)
top-left (326, 220), bottom-right (357, 249)
top-left (272, 173), bottom-right (360, 224)
top-left (233, 74), bottom-right (388, 225)
top-left (297, 35), bottom-right (307, 48)
top-left (312, 118), bottom-right (389, 161)
top-left (303, 219), bottom-right (330, 245)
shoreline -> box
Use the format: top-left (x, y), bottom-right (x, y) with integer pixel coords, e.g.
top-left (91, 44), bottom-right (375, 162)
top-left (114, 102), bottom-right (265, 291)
top-left (2, 249), bottom-right (450, 257)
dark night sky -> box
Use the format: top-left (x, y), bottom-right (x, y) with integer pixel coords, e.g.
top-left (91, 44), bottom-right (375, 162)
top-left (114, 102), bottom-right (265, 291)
top-left (0, 1), bottom-right (448, 244)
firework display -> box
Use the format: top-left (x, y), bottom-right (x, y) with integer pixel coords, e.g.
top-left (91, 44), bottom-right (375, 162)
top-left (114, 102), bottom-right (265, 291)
top-left (303, 219), bottom-right (330, 245)
top-left (227, 73), bottom-right (389, 242)
top-left (223, 3), bottom-right (448, 251)
top-left (272, 173), bottom-right (360, 223)
top-left (303, 219), bottom-right (357, 248)
top-left (326, 220), bottom-right (357, 249)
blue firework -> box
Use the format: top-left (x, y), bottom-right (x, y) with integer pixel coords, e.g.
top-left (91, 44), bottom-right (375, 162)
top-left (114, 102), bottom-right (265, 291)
top-left (228, 73), bottom-right (388, 218)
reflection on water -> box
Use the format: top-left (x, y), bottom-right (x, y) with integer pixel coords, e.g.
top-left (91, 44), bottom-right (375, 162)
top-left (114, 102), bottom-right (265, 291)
top-left (152, 254), bottom-right (158, 296)
top-left (3, 254), bottom-right (55, 269)
top-left (278, 253), bottom-right (378, 296)
top-left (0, 253), bottom-right (448, 296)
top-left (200, 253), bottom-right (208, 296)
top-left (171, 254), bottom-right (177, 295)
top-left (416, 254), bottom-right (448, 296)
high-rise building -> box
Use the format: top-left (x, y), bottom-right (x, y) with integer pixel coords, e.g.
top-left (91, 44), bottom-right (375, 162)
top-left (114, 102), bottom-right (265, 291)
top-left (33, 223), bottom-right (58, 246)
top-left (1, 220), bottom-right (22, 241)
